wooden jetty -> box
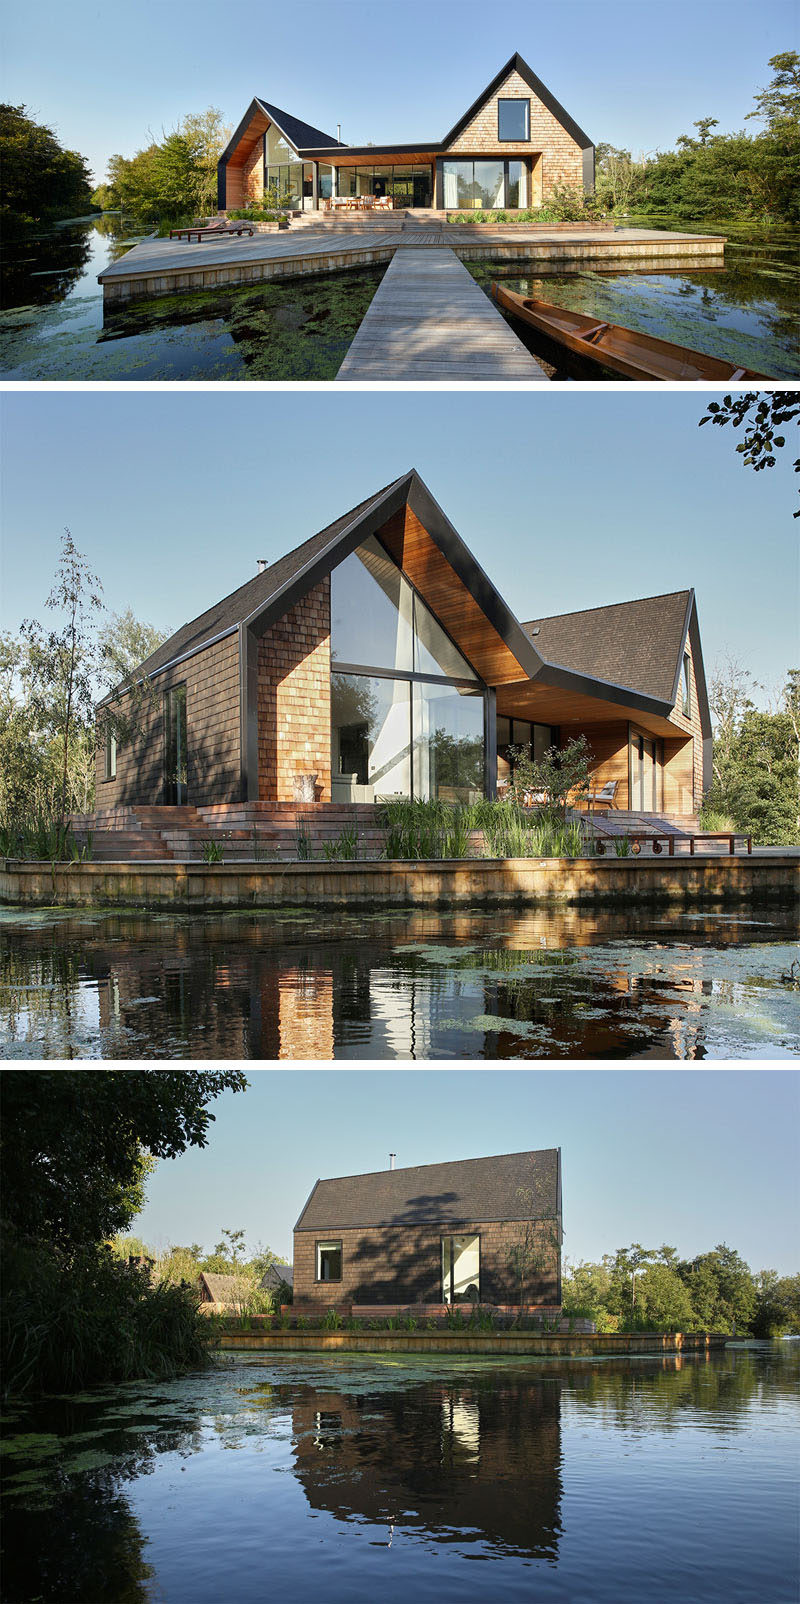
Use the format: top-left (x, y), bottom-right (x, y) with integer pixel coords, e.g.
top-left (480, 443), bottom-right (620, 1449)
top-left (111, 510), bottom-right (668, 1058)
top-left (336, 248), bottom-right (545, 380)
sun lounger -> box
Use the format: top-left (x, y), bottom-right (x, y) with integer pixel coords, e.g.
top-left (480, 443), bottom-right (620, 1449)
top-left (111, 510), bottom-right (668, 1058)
top-left (169, 222), bottom-right (256, 242)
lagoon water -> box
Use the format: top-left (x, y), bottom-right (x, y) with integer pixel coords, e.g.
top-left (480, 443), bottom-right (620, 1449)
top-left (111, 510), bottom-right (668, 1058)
top-left (1, 214), bottom-right (797, 379)
top-left (1, 1348), bottom-right (797, 1603)
top-left (1, 904), bottom-right (797, 1059)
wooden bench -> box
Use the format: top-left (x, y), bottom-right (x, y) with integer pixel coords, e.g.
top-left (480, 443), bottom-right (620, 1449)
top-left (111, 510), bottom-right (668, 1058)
top-left (594, 831), bottom-right (752, 857)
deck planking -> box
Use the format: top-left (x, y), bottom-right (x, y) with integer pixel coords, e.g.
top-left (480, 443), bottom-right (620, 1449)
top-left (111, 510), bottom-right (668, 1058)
top-left (335, 249), bottom-right (545, 380)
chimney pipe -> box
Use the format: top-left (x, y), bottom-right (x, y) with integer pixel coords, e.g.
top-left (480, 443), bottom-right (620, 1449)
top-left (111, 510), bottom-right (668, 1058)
top-left (257, 559), bottom-right (267, 573)
top-left (389, 1152), bottom-right (396, 1170)
top-left (337, 123), bottom-right (341, 142)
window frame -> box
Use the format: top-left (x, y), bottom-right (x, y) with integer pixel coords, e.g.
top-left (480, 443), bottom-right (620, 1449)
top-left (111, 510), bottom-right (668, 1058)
top-left (681, 652), bottom-right (691, 716)
top-left (497, 98), bottom-right (530, 142)
top-left (315, 1239), bottom-right (343, 1284)
top-left (441, 1232), bottom-right (481, 1304)
top-left (104, 725), bottom-right (117, 781)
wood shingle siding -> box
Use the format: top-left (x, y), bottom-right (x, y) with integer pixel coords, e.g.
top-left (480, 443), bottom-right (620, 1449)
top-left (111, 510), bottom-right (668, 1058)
top-left (96, 633), bottom-right (241, 808)
top-left (257, 579), bottom-right (332, 802)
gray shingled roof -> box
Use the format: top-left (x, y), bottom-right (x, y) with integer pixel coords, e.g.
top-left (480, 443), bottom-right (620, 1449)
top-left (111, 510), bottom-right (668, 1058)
top-left (296, 1149), bottom-right (560, 1231)
top-left (135, 475), bottom-right (410, 680)
top-left (255, 100), bottom-right (342, 151)
top-left (524, 591), bottom-right (693, 706)
top-left (260, 1262), bottom-right (294, 1288)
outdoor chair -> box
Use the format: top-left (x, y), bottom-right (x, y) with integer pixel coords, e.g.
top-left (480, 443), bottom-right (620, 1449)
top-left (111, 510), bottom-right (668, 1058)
top-left (585, 780), bottom-right (618, 810)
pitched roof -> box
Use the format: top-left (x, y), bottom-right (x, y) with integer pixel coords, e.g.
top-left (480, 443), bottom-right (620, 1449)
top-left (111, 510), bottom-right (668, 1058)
top-left (197, 1271), bottom-right (248, 1302)
top-left (524, 591), bottom-right (694, 706)
top-left (231, 51), bottom-right (592, 160)
top-left (133, 475), bottom-right (411, 680)
top-left (295, 1149), bottom-right (560, 1231)
top-left (260, 1262), bottom-right (294, 1288)
top-left (440, 50), bottom-right (593, 151)
top-left (255, 99), bottom-right (342, 151)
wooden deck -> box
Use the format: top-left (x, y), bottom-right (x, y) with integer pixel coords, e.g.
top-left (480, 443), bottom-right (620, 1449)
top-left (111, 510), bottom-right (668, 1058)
top-left (336, 248), bottom-right (545, 380)
top-left (98, 221), bottom-right (727, 304)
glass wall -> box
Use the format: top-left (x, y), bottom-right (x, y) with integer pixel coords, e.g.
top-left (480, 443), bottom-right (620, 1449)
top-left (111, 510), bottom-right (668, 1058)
top-left (334, 164), bottom-right (432, 206)
top-left (318, 163), bottom-right (333, 201)
top-left (442, 159), bottom-right (527, 209)
top-left (413, 683), bottom-right (484, 803)
top-left (331, 672), bottom-right (411, 800)
top-left (330, 536), bottom-right (486, 803)
top-left (264, 123), bottom-right (303, 208)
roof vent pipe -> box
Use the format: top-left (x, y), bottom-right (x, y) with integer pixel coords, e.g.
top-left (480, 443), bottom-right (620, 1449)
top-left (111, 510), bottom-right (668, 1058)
top-left (337, 123), bottom-right (341, 142)
top-left (389, 1152), bottom-right (396, 1170)
top-left (257, 559), bottom-right (267, 573)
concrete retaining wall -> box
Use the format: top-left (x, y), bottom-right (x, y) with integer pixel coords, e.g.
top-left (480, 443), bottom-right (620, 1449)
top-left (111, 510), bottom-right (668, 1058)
top-left (1, 856), bottom-right (796, 911)
top-left (216, 1329), bottom-right (728, 1356)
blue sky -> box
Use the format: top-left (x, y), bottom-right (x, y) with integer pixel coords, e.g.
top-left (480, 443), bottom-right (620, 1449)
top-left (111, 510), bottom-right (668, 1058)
top-left (1, 390), bottom-right (796, 699)
top-left (1, 0), bottom-right (794, 187)
top-left (131, 1069), bottom-right (800, 1274)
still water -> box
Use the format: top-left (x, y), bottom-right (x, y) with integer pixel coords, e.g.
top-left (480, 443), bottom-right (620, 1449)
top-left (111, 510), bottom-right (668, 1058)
top-left (1, 214), bottom-right (796, 379)
top-left (1, 905), bottom-right (797, 1059)
top-left (472, 219), bottom-right (800, 378)
top-left (1, 1348), bottom-right (797, 1603)
top-left (0, 215), bottom-right (384, 380)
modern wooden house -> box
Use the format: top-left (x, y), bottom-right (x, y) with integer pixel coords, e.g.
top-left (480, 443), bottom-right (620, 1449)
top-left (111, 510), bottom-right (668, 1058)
top-left (96, 470), bottom-right (711, 820)
top-left (292, 1148), bottom-right (563, 1312)
top-left (217, 53), bottom-right (594, 214)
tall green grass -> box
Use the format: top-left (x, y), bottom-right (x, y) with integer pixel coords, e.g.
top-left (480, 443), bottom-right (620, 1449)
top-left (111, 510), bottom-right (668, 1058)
top-left (379, 797), bottom-right (588, 860)
top-left (0, 808), bottom-right (92, 861)
top-left (1, 1238), bottom-right (216, 1400)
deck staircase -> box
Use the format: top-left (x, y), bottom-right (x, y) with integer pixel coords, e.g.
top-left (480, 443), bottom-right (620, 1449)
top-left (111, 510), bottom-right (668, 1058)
top-left (69, 803), bottom-right (720, 863)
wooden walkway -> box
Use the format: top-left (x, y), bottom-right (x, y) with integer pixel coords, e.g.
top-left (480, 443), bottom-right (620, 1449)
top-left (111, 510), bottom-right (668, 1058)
top-left (336, 248), bottom-right (545, 380)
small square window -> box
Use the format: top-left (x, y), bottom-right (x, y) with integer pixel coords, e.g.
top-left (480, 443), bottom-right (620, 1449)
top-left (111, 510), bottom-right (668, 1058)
top-left (498, 99), bottom-right (529, 142)
top-left (316, 1240), bottom-right (342, 1282)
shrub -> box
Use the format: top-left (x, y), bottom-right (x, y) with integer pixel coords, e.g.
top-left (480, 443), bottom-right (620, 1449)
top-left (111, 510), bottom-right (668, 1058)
top-left (1, 1237), bottom-right (215, 1399)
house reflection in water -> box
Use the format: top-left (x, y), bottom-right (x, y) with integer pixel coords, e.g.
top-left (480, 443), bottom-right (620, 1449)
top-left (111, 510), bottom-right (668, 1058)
top-left (288, 1376), bottom-right (563, 1559)
top-left (7, 903), bottom-right (788, 1059)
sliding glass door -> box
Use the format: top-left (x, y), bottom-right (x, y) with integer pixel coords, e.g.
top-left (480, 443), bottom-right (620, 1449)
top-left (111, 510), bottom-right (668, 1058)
top-left (630, 729), bottom-right (661, 811)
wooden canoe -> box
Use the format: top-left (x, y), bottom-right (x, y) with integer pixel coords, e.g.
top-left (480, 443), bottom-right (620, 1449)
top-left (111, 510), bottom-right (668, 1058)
top-left (490, 282), bottom-right (769, 381)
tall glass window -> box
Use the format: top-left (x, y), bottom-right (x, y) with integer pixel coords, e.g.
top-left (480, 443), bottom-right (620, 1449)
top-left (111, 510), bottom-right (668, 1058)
top-left (413, 683), bottom-right (484, 803)
top-left (331, 673), bottom-right (411, 800)
top-left (507, 160), bottom-right (526, 208)
top-left (164, 684), bottom-right (187, 805)
top-left (318, 164), bottom-right (333, 200)
top-left (474, 161), bottom-right (505, 208)
top-left (330, 536), bottom-right (486, 803)
top-left (442, 1235), bottom-right (480, 1302)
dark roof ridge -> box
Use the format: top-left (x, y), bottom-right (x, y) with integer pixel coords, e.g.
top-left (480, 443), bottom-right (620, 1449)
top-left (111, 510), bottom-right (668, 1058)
top-left (254, 97), bottom-right (342, 150)
top-left (523, 588), bottom-right (693, 628)
top-left (130, 473), bottom-right (412, 682)
top-left (300, 1146), bottom-right (558, 1191)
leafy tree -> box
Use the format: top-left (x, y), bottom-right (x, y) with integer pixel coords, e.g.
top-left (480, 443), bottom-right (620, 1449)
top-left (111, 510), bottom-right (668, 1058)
top-left (634, 1263), bottom-right (696, 1330)
top-left (102, 108), bottom-right (232, 223)
top-left (751, 1270), bottom-right (800, 1336)
top-left (20, 530), bottom-right (104, 826)
top-left (677, 1245), bottom-right (757, 1333)
top-left (699, 392), bottom-right (800, 517)
top-left (746, 51), bottom-right (800, 131)
top-left (704, 666), bottom-right (799, 844)
top-left (0, 1070), bottom-right (248, 1251)
top-left (507, 734), bottom-right (592, 821)
top-left (0, 103), bottom-right (93, 228)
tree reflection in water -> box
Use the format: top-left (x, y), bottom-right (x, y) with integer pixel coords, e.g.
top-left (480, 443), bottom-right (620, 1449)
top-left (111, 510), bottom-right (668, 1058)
top-left (1, 1351), bottom-right (796, 1601)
